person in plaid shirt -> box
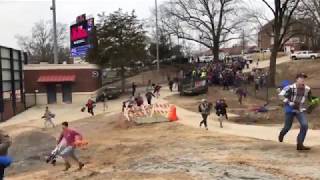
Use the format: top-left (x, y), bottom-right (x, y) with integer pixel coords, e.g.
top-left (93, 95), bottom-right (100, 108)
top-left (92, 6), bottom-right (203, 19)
top-left (278, 73), bottom-right (312, 151)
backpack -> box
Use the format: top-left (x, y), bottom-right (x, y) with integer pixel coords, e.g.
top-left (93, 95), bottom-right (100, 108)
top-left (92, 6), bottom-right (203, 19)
top-left (198, 104), bottom-right (202, 113)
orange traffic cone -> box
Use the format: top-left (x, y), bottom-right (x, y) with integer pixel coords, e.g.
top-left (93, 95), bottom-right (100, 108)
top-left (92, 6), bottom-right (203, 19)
top-left (168, 105), bottom-right (178, 122)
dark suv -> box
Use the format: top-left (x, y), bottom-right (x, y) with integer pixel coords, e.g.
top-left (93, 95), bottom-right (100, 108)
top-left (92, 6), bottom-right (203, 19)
top-left (96, 86), bottom-right (121, 102)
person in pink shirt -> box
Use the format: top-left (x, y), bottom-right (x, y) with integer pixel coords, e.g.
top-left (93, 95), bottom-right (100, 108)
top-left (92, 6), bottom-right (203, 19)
top-left (57, 122), bottom-right (84, 171)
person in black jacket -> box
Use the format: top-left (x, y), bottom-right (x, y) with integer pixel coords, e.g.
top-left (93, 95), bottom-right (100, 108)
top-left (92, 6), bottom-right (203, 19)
top-left (132, 82), bottom-right (137, 97)
top-left (215, 99), bottom-right (228, 128)
top-left (0, 130), bottom-right (12, 179)
top-left (145, 92), bottom-right (155, 105)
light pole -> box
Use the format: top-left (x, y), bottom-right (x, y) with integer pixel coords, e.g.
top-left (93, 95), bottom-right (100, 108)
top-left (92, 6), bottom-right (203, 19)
top-left (51, 0), bottom-right (58, 64)
top-left (155, 0), bottom-right (160, 72)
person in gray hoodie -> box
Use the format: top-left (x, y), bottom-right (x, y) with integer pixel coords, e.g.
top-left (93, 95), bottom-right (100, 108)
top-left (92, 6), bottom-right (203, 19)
top-left (199, 99), bottom-right (211, 130)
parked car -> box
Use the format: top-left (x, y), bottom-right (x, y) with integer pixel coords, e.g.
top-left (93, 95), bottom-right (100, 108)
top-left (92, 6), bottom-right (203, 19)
top-left (199, 56), bottom-right (214, 63)
top-left (179, 78), bottom-right (208, 96)
top-left (290, 51), bottom-right (320, 60)
top-left (96, 86), bottom-right (121, 102)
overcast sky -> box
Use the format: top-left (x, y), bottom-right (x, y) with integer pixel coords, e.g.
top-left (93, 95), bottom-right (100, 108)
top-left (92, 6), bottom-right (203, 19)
top-left (0, 0), bottom-right (271, 49)
top-left (0, 0), bottom-right (168, 49)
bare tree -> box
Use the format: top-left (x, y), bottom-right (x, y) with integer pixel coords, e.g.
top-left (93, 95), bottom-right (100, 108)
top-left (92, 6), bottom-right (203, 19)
top-left (16, 20), bottom-right (68, 64)
top-left (299, 0), bottom-right (320, 49)
top-left (301, 0), bottom-right (320, 26)
top-left (255, 0), bottom-right (302, 86)
top-left (160, 0), bottom-right (243, 61)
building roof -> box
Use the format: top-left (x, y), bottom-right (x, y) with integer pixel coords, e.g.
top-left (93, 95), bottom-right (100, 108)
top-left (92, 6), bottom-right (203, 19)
top-left (37, 75), bottom-right (76, 83)
top-left (24, 64), bottom-right (100, 70)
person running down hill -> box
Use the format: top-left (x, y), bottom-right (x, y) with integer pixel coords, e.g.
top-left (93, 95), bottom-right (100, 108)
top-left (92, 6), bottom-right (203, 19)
top-left (57, 122), bottom-right (85, 171)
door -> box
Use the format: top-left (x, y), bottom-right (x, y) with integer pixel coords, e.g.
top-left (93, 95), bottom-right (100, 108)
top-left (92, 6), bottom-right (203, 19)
top-left (47, 84), bottom-right (57, 104)
top-left (62, 83), bottom-right (72, 103)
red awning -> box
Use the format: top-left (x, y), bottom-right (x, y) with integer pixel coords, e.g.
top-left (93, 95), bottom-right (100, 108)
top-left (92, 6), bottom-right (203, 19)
top-left (37, 75), bottom-right (76, 83)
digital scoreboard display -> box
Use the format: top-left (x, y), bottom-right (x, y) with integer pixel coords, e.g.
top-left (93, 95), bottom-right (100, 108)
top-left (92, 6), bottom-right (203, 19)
top-left (70, 16), bottom-right (94, 57)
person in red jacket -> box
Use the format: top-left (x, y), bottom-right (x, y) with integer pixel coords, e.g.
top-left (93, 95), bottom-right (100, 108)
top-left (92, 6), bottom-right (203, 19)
top-left (57, 122), bottom-right (84, 171)
top-left (86, 98), bottom-right (95, 116)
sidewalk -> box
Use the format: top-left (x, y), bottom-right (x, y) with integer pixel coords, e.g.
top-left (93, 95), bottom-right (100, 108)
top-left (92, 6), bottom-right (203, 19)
top-left (0, 98), bottom-right (125, 136)
top-left (244, 56), bottom-right (291, 73)
top-left (157, 88), bottom-right (320, 146)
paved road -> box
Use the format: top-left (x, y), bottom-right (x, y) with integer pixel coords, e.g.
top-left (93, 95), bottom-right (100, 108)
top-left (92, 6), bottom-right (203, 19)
top-left (156, 88), bottom-right (320, 146)
top-left (244, 55), bottom-right (291, 73)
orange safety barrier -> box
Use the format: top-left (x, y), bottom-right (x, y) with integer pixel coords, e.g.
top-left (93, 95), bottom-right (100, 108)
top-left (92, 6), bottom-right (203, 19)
top-left (168, 105), bottom-right (178, 122)
top-left (125, 103), bottom-right (176, 120)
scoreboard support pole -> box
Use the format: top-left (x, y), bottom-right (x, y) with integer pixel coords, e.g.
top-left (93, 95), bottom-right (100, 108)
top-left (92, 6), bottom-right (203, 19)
top-left (51, 0), bottom-right (59, 64)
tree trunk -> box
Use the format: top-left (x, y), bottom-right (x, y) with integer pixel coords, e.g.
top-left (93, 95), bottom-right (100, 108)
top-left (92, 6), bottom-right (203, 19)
top-left (212, 46), bottom-right (220, 61)
top-left (268, 48), bottom-right (278, 87)
top-left (120, 66), bottom-right (126, 93)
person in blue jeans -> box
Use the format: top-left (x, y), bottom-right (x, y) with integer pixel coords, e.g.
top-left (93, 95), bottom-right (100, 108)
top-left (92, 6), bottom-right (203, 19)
top-left (0, 130), bottom-right (12, 179)
top-left (278, 73), bottom-right (312, 151)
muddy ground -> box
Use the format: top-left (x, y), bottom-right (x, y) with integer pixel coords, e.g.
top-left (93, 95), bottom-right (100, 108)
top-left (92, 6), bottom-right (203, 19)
top-left (6, 113), bottom-right (320, 180)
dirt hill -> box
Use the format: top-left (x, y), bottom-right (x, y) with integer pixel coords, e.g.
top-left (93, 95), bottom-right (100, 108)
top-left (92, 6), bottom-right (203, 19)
top-left (6, 113), bottom-right (320, 180)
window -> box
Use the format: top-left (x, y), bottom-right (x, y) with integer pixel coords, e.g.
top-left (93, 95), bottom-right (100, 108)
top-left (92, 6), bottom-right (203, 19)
top-left (13, 51), bottom-right (19, 60)
top-left (1, 59), bottom-right (10, 69)
top-left (2, 81), bottom-right (11, 91)
top-left (14, 61), bottom-right (20, 70)
top-left (15, 81), bottom-right (21, 90)
top-left (0, 48), bottom-right (10, 58)
top-left (2, 70), bottom-right (11, 81)
top-left (14, 71), bottom-right (20, 80)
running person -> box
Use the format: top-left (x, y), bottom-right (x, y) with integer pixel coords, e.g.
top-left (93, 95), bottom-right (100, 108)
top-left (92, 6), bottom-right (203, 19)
top-left (86, 98), bottom-right (95, 116)
top-left (199, 99), bottom-right (211, 130)
top-left (215, 99), bottom-right (228, 128)
top-left (42, 106), bottom-right (55, 128)
top-left (57, 122), bottom-right (85, 171)
top-left (102, 92), bottom-right (108, 112)
top-left (278, 73), bottom-right (312, 151)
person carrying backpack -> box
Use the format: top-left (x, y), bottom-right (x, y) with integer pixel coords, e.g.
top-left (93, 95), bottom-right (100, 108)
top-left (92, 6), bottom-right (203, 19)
top-left (42, 106), bottom-right (55, 128)
top-left (215, 99), bottom-right (228, 128)
top-left (199, 99), bottom-right (211, 130)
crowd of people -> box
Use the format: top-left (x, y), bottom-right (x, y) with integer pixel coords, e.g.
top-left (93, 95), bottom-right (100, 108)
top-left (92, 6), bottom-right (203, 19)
top-left (122, 81), bottom-right (162, 112)
top-left (183, 57), bottom-right (269, 93)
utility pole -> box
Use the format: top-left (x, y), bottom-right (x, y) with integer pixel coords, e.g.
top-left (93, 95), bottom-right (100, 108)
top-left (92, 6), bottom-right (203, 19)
top-left (155, 0), bottom-right (160, 71)
top-left (51, 0), bottom-right (58, 64)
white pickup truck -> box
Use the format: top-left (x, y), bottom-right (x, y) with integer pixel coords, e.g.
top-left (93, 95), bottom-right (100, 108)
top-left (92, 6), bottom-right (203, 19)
top-left (290, 51), bottom-right (320, 60)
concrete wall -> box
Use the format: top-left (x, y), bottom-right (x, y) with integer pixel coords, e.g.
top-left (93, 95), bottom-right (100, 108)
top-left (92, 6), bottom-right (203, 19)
top-left (25, 91), bottom-right (96, 105)
top-left (25, 94), bottom-right (35, 108)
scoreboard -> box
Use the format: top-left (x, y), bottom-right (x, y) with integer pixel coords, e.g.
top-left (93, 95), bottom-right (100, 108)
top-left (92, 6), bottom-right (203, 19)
top-left (70, 14), bottom-right (94, 58)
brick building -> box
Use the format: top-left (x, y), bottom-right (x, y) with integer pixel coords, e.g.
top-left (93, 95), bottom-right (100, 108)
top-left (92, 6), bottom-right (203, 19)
top-left (24, 64), bottom-right (102, 105)
top-left (258, 20), bottom-right (318, 52)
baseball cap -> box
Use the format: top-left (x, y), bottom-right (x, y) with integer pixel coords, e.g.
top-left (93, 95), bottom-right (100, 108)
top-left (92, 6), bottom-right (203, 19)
top-left (296, 73), bottom-right (308, 79)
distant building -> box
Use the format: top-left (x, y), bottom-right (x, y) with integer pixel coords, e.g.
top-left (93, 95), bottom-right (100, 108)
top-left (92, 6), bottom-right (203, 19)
top-left (258, 19), bottom-right (319, 52)
top-left (24, 64), bottom-right (102, 105)
top-left (0, 46), bottom-right (27, 121)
